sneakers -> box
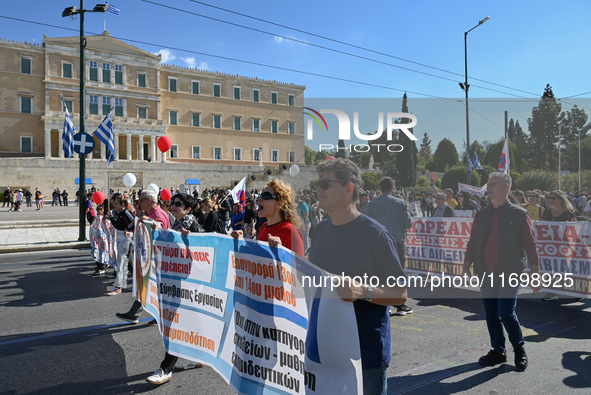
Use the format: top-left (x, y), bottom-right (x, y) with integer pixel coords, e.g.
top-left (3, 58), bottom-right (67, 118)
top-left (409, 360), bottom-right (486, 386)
top-left (93, 269), bottom-right (105, 276)
top-left (174, 359), bottom-right (205, 371)
top-left (392, 304), bottom-right (413, 316)
top-left (115, 312), bottom-right (139, 324)
top-left (107, 287), bottom-right (121, 296)
top-left (478, 349), bottom-right (507, 366)
top-left (147, 319), bottom-right (158, 326)
top-left (574, 297), bottom-right (584, 302)
top-left (542, 293), bottom-right (558, 301)
top-left (515, 347), bottom-right (528, 371)
top-left (146, 368), bottom-right (172, 385)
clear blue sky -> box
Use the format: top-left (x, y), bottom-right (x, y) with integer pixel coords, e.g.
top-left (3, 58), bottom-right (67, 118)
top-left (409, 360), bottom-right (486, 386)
top-left (2, 0), bottom-right (589, 151)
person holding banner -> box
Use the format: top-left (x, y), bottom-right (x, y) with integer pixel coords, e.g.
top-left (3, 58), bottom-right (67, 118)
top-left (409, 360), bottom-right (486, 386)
top-left (106, 194), bottom-right (135, 296)
top-left (231, 179), bottom-right (305, 257)
top-left (200, 198), bottom-right (219, 233)
top-left (455, 192), bottom-right (476, 218)
top-left (311, 158), bottom-right (408, 395)
top-left (432, 193), bottom-right (455, 217)
top-left (462, 172), bottom-right (541, 371)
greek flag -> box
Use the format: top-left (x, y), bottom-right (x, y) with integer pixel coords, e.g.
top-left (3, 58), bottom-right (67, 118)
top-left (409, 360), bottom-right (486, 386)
top-left (472, 151), bottom-right (483, 170)
top-left (60, 95), bottom-right (74, 159)
top-left (93, 109), bottom-right (115, 165)
top-left (106, 2), bottom-right (120, 14)
top-left (466, 147), bottom-right (474, 172)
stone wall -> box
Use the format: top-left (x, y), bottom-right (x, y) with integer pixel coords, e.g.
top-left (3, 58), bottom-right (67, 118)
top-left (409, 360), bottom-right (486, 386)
top-left (0, 157), bottom-right (321, 195)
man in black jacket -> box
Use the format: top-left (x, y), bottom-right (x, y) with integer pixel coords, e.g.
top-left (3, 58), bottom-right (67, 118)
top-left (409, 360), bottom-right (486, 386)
top-left (462, 172), bottom-right (541, 371)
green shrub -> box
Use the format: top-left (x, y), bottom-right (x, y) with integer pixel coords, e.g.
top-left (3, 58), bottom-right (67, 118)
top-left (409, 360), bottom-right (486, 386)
top-left (441, 166), bottom-right (481, 192)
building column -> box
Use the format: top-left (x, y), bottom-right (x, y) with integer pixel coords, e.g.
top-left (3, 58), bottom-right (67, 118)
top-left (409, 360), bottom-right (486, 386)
top-left (44, 129), bottom-right (52, 159)
top-left (151, 135), bottom-right (156, 162)
top-left (138, 134), bottom-right (144, 161)
top-left (58, 134), bottom-right (65, 158)
top-left (127, 134), bottom-right (132, 161)
top-left (162, 151), bottom-right (167, 162)
top-left (100, 141), bottom-right (106, 160)
top-left (114, 133), bottom-right (120, 161)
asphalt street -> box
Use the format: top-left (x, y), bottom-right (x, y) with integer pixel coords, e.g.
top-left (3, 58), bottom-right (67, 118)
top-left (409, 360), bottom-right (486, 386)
top-left (1, 249), bottom-right (590, 394)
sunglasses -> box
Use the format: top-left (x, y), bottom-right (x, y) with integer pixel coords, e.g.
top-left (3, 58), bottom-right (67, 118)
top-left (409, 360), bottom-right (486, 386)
top-left (171, 201), bottom-right (184, 207)
top-left (547, 196), bottom-right (558, 200)
top-left (314, 179), bottom-right (344, 190)
top-left (258, 191), bottom-right (278, 200)
top-left (527, 195), bottom-right (538, 198)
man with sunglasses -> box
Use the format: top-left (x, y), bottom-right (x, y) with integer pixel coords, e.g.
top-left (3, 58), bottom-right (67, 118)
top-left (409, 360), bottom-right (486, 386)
top-left (309, 158), bottom-right (408, 395)
top-left (521, 191), bottom-right (543, 220)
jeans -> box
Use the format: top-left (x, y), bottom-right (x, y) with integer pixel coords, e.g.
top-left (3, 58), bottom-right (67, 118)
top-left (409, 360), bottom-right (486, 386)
top-left (480, 273), bottom-right (524, 353)
top-left (301, 222), bottom-right (311, 253)
top-left (363, 366), bottom-right (387, 395)
top-left (222, 220), bottom-right (229, 233)
top-left (161, 352), bottom-right (178, 374)
top-left (114, 230), bottom-right (133, 289)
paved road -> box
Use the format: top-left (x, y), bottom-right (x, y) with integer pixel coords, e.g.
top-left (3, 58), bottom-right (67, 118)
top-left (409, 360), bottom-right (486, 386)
top-left (1, 249), bottom-right (590, 394)
top-left (0, 204), bottom-right (81, 222)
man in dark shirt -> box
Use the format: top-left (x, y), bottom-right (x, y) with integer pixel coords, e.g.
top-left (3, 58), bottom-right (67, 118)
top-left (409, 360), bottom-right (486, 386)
top-left (310, 158), bottom-right (407, 395)
top-left (463, 172), bottom-right (541, 371)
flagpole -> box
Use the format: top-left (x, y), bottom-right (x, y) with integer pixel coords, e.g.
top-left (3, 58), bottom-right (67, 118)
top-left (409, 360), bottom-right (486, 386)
top-left (559, 125), bottom-right (562, 190)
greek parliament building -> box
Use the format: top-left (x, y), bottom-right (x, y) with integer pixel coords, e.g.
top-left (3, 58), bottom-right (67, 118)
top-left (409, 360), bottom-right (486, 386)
top-left (0, 32), bottom-right (311, 193)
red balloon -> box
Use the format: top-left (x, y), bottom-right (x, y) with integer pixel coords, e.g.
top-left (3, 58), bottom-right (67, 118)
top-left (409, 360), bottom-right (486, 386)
top-left (325, 156), bottom-right (335, 161)
top-left (160, 188), bottom-right (172, 201)
top-left (157, 136), bottom-right (172, 152)
top-left (93, 191), bottom-right (105, 205)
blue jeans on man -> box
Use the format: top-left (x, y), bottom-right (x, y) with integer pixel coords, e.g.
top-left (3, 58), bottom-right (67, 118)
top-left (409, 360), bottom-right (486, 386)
top-left (480, 273), bottom-right (524, 353)
top-left (363, 366), bottom-right (387, 395)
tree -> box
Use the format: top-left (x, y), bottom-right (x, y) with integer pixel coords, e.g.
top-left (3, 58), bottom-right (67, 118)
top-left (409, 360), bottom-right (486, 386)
top-left (395, 93), bottom-right (417, 187)
top-left (461, 140), bottom-right (485, 168)
top-left (432, 138), bottom-right (459, 172)
top-left (305, 145), bottom-right (316, 165)
top-left (528, 84), bottom-right (562, 170)
top-left (362, 172), bottom-right (381, 190)
top-left (560, 105), bottom-right (591, 148)
top-left (563, 135), bottom-right (591, 172)
top-left (441, 166), bottom-right (481, 191)
top-left (418, 132), bottom-right (432, 167)
top-left (482, 139), bottom-right (517, 172)
top-left (335, 139), bottom-right (347, 159)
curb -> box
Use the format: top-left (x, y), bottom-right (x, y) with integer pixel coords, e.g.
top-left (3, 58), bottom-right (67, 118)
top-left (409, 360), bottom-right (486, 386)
top-left (0, 242), bottom-right (90, 254)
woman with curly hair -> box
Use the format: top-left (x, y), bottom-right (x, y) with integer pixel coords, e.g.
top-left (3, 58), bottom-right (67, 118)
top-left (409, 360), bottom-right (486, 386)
top-left (232, 179), bottom-right (304, 257)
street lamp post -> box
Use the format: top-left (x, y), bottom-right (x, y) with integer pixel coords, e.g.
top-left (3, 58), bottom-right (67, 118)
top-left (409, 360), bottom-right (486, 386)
top-left (460, 16), bottom-right (489, 185)
top-left (62, 1), bottom-right (108, 241)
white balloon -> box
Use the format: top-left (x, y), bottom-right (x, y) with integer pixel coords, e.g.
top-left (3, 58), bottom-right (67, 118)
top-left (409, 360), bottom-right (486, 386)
top-left (123, 173), bottom-right (137, 188)
top-left (289, 164), bottom-right (300, 177)
top-left (147, 183), bottom-right (159, 194)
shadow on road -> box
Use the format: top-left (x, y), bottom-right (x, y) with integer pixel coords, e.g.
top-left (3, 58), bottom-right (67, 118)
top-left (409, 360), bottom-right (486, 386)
top-left (562, 351), bottom-right (591, 389)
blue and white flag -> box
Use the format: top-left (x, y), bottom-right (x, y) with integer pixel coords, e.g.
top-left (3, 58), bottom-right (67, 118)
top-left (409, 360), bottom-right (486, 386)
top-left (466, 147), bottom-right (474, 172)
top-left (60, 95), bottom-right (74, 159)
top-left (106, 2), bottom-right (120, 15)
top-left (472, 151), bottom-right (483, 170)
top-left (93, 109), bottom-right (115, 165)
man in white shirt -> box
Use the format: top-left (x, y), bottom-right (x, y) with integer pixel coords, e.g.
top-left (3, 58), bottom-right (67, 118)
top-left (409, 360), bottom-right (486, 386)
top-left (15, 189), bottom-right (23, 212)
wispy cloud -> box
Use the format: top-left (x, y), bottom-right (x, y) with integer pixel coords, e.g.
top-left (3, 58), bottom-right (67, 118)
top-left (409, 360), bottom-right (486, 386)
top-left (153, 49), bottom-right (175, 63)
top-left (273, 35), bottom-right (307, 45)
top-left (198, 61), bottom-right (209, 70)
top-left (181, 56), bottom-right (196, 68)
top-left (274, 36), bottom-right (284, 43)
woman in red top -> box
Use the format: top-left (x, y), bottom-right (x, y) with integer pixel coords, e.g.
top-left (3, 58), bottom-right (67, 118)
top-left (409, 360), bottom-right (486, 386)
top-left (233, 179), bottom-right (305, 257)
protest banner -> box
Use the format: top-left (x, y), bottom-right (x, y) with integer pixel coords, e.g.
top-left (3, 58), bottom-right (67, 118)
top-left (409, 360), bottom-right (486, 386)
top-left (89, 217), bottom-right (116, 266)
top-left (408, 202), bottom-right (423, 218)
top-left (458, 183), bottom-right (487, 196)
top-left (405, 217), bottom-right (591, 298)
top-left (134, 227), bottom-right (363, 394)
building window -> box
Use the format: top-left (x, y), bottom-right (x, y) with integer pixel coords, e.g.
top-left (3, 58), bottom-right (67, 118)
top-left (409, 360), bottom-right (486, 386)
top-left (192, 146), bottom-right (200, 159)
top-left (289, 151), bottom-right (295, 163)
top-left (89, 61), bottom-right (98, 81)
top-left (137, 107), bottom-right (147, 119)
top-left (192, 113), bottom-right (200, 127)
top-left (252, 89), bottom-right (259, 102)
top-left (62, 99), bottom-right (73, 113)
top-left (288, 122), bottom-right (295, 135)
top-left (288, 94), bottom-right (294, 106)
top-left (115, 65), bottom-right (123, 84)
top-left (62, 62), bottom-right (73, 78)
top-left (20, 97), bottom-right (32, 114)
top-left (169, 111), bottom-right (178, 125)
top-left (102, 97), bottom-right (111, 115)
top-left (170, 144), bottom-right (178, 158)
top-left (234, 116), bottom-right (241, 131)
top-left (213, 83), bottom-right (221, 97)
top-left (192, 81), bottom-right (200, 94)
top-left (253, 149), bottom-right (260, 162)
top-left (234, 148), bottom-right (242, 161)
top-left (271, 150), bottom-right (278, 162)
top-left (271, 92), bottom-right (277, 104)
top-left (21, 58), bottom-right (31, 74)
top-left (213, 115), bottom-right (221, 129)
top-left (114, 97), bottom-right (123, 117)
top-left (169, 77), bottom-right (177, 92)
top-left (252, 118), bottom-right (260, 132)
top-left (271, 120), bottom-right (278, 134)
top-left (89, 95), bottom-right (98, 114)
top-left (102, 63), bottom-right (110, 83)
top-left (214, 147), bottom-right (222, 160)
top-left (137, 73), bottom-right (146, 87)
top-left (20, 137), bottom-right (33, 153)
top-left (234, 87), bottom-right (241, 100)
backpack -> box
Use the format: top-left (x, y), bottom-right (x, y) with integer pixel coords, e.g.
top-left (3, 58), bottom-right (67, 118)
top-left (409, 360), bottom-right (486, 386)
top-left (214, 218), bottom-right (227, 234)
